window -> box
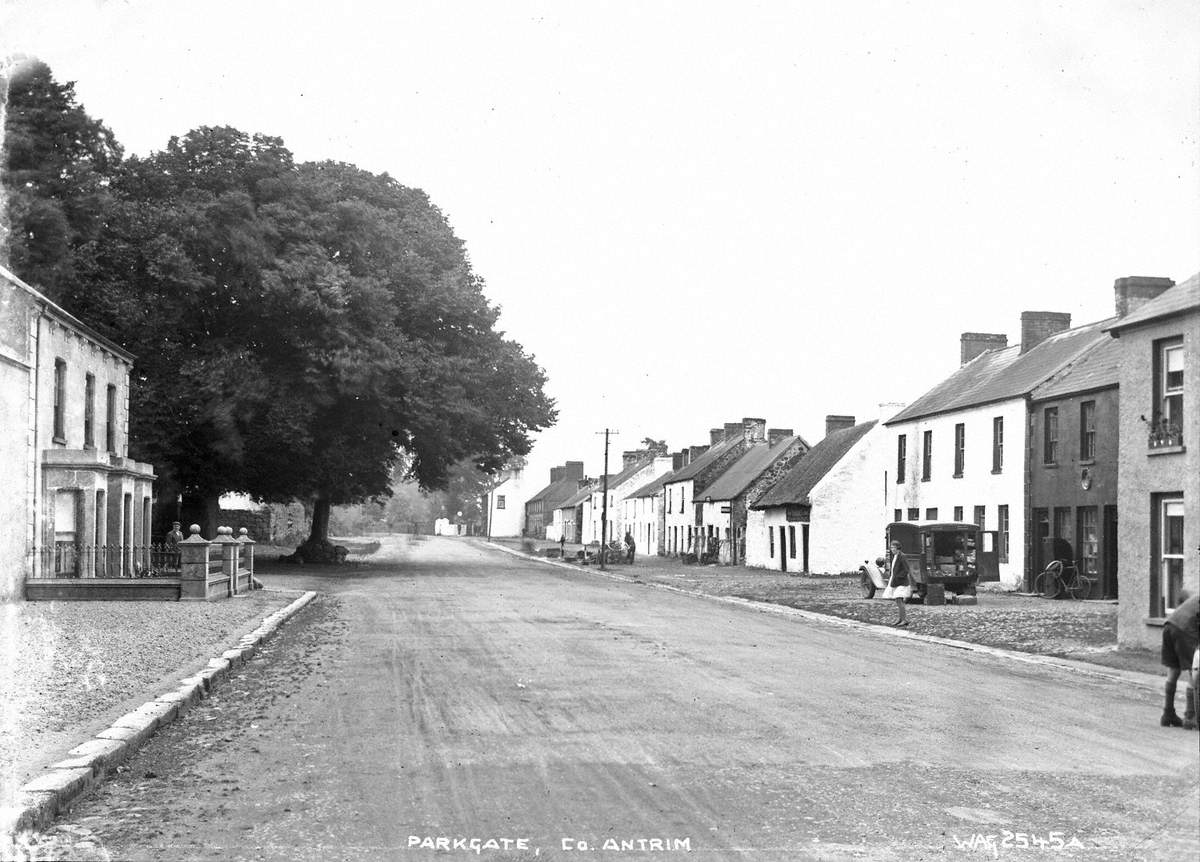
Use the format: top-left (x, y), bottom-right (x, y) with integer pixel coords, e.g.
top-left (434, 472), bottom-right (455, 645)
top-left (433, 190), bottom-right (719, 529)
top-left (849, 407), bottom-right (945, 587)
top-left (788, 525), bottom-right (796, 559)
top-left (1079, 401), bottom-right (1096, 461)
top-left (1153, 339), bottom-right (1185, 447)
top-left (992, 416), bottom-right (1004, 472)
top-left (925, 507), bottom-right (938, 520)
top-left (906, 507), bottom-right (919, 521)
top-left (84, 373), bottom-right (96, 448)
top-left (894, 508), bottom-right (902, 522)
top-left (53, 359), bottom-right (66, 441)
top-left (666, 488), bottom-right (672, 513)
top-left (106, 384), bottom-right (117, 453)
top-left (896, 435), bottom-right (907, 482)
top-left (973, 506), bottom-right (985, 530)
top-left (1154, 496), bottom-right (1185, 615)
top-left (997, 504), bottom-right (1010, 563)
top-left (1043, 407), bottom-right (1059, 464)
top-left (495, 495), bottom-right (505, 510)
top-left (1077, 507), bottom-right (1098, 578)
top-left (953, 423), bottom-right (965, 476)
top-left (921, 431), bottom-right (932, 481)
top-left (953, 505), bottom-right (964, 522)
top-left (1053, 507), bottom-right (1072, 544)
top-left (769, 526), bottom-right (774, 557)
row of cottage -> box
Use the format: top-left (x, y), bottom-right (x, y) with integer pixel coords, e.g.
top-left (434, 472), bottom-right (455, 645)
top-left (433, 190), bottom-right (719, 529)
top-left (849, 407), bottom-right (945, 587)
top-left (486, 274), bottom-right (1198, 650)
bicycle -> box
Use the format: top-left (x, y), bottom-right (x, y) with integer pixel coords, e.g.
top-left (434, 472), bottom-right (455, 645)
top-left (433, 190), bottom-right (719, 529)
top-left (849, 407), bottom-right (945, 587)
top-left (1033, 559), bottom-right (1095, 599)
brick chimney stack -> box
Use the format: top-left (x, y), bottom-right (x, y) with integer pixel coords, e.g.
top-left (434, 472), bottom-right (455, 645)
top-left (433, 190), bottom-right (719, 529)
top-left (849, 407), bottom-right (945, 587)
top-left (673, 450), bottom-right (686, 470)
top-left (825, 415), bottom-right (856, 438)
top-left (960, 332), bottom-right (1008, 365)
top-left (622, 450), bottom-right (644, 470)
top-left (689, 445), bottom-right (708, 462)
top-left (723, 422), bottom-right (742, 442)
top-left (768, 428), bottom-right (793, 447)
top-left (710, 428), bottom-right (725, 446)
top-left (742, 417), bottom-right (767, 446)
top-left (1114, 276), bottom-right (1174, 317)
top-left (1020, 312), bottom-right (1072, 354)
top-left (564, 461), bottom-right (584, 480)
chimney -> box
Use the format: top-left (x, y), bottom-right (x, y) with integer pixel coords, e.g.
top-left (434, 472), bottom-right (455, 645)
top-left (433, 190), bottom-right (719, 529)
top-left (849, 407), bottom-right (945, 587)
top-left (550, 466), bottom-right (565, 483)
top-left (1020, 312), bottom-right (1071, 353)
top-left (578, 478), bottom-right (592, 490)
top-left (564, 461), bottom-right (584, 480)
top-left (672, 450), bottom-right (686, 470)
top-left (1114, 276), bottom-right (1173, 317)
top-left (768, 428), bottom-right (793, 447)
top-left (742, 417), bottom-right (767, 445)
top-left (723, 422), bottom-right (742, 442)
top-left (689, 445), bottom-right (708, 462)
top-left (960, 332), bottom-right (1008, 364)
top-left (711, 428), bottom-right (726, 446)
top-left (825, 415), bottom-right (856, 438)
top-left (621, 450), bottom-right (642, 470)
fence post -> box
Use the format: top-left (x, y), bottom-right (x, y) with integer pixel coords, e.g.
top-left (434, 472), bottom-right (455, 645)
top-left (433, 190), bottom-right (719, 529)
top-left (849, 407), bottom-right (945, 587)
top-left (237, 528), bottom-right (256, 588)
top-left (213, 526), bottom-right (240, 597)
top-left (179, 525), bottom-right (211, 600)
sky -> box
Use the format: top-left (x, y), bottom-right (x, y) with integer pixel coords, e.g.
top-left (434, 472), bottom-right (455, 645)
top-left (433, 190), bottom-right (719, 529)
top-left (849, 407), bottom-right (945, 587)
top-left (3, 0), bottom-right (1198, 493)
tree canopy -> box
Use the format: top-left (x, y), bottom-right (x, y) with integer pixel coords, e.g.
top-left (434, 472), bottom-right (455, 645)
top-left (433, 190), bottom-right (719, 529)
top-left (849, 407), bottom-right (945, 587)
top-left (4, 62), bottom-right (556, 548)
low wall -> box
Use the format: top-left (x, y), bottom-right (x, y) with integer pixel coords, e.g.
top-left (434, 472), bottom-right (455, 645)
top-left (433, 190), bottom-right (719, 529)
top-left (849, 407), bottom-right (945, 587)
top-left (25, 578), bottom-right (182, 601)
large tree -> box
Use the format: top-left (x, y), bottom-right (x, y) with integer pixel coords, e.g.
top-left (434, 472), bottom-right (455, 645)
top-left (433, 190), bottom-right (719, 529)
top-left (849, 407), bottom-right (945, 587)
top-left (1, 58), bottom-right (121, 303)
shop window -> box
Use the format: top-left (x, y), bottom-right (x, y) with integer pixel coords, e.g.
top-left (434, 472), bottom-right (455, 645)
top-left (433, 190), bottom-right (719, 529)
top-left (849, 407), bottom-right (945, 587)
top-left (1077, 507), bottom-right (1098, 577)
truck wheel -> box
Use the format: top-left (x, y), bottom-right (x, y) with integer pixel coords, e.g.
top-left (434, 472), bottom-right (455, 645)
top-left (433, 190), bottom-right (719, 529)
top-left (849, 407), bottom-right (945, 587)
top-left (859, 570), bottom-right (876, 599)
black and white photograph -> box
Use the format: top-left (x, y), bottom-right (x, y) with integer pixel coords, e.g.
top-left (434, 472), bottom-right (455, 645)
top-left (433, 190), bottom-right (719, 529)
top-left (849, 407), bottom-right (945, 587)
top-left (1, 1), bottom-right (1198, 859)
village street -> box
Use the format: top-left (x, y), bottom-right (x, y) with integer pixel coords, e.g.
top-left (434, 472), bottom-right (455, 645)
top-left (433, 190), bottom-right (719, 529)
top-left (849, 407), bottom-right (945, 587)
top-left (35, 536), bottom-right (1200, 861)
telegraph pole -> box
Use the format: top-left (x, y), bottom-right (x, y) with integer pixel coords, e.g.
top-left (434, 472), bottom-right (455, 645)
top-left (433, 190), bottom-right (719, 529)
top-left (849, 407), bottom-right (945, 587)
top-left (596, 428), bottom-right (617, 571)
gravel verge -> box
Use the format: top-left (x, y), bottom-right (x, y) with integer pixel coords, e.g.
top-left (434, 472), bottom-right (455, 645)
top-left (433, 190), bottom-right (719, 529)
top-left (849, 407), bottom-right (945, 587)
top-left (0, 589), bottom-right (301, 800)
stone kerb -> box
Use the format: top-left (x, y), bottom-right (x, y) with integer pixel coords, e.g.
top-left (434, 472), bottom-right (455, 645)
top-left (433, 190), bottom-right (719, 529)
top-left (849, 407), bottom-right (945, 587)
top-left (178, 525), bottom-right (211, 601)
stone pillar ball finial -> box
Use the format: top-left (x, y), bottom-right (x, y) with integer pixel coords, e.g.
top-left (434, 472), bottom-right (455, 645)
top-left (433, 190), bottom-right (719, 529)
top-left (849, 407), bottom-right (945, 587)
top-left (239, 527), bottom-right (249, 537)
top-left (189, 524), bottom-right (202, 536)
top-left (218, 526), bottom-right (233, 536)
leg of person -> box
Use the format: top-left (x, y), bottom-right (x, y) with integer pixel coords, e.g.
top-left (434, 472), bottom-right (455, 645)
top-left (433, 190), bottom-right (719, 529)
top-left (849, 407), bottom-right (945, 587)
top-left (894, 595), bottom-right (907, 627)
top-left (1162, 668), bottom-right (1183, 726)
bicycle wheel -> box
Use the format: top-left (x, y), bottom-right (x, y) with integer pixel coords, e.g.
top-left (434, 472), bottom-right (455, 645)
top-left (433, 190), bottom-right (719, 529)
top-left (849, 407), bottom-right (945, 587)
top-left (1068, 573), bottom-right (1094, 600)
top-left (1036, 562), bottom-right (1063, 599)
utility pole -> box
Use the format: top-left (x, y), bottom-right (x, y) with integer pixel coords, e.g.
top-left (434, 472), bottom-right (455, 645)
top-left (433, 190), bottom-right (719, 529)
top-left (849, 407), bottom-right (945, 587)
top-left (596, 428), bottom-right (617, 571)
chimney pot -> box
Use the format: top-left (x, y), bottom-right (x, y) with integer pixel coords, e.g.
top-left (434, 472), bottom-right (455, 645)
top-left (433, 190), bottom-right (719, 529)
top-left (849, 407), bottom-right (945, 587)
top-left (1020, 312), bottom-right (1072, 353)
top-left (825, 415), bottom-right (856, 438)
top-left (768, 428), bottom-right (793, 447)
top-left (960, 332), bottom-right (1008, 365)
top-left (1114, 276), bottom-right (1174, 317)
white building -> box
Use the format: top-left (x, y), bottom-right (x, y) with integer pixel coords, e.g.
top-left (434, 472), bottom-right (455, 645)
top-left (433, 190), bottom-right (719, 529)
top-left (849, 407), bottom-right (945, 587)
top-left (885, 316), bottom-right (1113, 588)
top-left (484, 464), bottom-right (532, 538)
top-left (1, 265), bottom-right (157, 598)
top-left (748, 419), bottom-right (887, 574)
top-left (581, 452), bottom-right (673, 546)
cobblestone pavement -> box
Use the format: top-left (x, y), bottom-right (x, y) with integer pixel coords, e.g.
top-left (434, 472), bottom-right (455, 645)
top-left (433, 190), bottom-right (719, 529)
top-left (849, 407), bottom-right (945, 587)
top-left (494, 539), bottom-right (1160, 677)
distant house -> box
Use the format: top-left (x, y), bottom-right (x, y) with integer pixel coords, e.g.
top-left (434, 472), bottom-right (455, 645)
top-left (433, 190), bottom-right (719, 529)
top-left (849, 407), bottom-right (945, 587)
top-left (0, 265), bottom-right (157, 599)
top-left (624, 452), bottom-right (687, 557)
top-left (550, 481), bottom-right (595, 544)
top-left (748, 417), bottom-right (886, 574)
top-left (1105, 273), bottom-right (1198, 649)
top-left (580, 451), bottom-right (673, 546)
top-left (694, 428), bottom-right (808, 564)
top-left (523, 461), bottom-right (585, 539)
top-left (662, 420), bottom-right (768, 558)
top-left (484, 463), bottom-right (534, 538)
top-left (884, 310), bottom-right (1121, 589)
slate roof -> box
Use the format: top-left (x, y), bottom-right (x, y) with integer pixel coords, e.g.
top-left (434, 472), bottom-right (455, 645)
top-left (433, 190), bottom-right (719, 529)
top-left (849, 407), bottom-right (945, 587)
top-left (885, 319), bottom-right (1114, 425)
top-left (752, 421), bottom-right (877, 509)
top-left (607, 457), bottom-right (654, 489)
top-left (1031, 336), bottom-right (1121, 401)
top-left (527, 476), bottom-right (585, 507)
top-left (1105, 272), bottom-right (1200, 334)
top-left (556, 484), bottom-right (595, 510)
top-left (663, 437), bottom-right (742, 484)
top-left (629, 470), bottom-right (675, 499)
top-left (694, 436), bottom-right (804, 502)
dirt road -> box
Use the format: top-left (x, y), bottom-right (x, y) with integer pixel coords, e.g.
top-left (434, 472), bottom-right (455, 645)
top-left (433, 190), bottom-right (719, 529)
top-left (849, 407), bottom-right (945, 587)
top-left (30, 536), bottom-right (1199, 861)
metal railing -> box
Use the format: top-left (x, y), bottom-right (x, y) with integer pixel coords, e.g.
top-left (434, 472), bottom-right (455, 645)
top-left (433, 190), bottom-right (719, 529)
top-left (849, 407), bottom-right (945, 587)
top-left (36, 543), bottom-right (182, 579)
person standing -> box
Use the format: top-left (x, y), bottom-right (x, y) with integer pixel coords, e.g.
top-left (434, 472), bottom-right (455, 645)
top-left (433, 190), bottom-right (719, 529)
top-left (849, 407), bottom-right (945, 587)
top-left (884, 540), bottom-right (911, 627)
top-left (1159, 590), bottom-right (1198, 729)
top-left (624, 531), bottom-right (636, 564)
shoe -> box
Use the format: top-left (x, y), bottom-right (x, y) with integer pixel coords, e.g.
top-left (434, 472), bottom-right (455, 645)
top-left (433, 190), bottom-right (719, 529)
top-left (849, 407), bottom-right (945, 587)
top-left (894, 620), bottom-right (908, 628)
top-left (1183, 717), bottom-right (1198, 730)
top-left (1161, 711), bottom-right (1183, 727)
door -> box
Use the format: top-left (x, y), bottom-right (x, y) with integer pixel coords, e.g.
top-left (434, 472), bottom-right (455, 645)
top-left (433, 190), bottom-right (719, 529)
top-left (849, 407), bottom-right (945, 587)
top-left (1032, 508), bottom-right (1050, 574)
top-left (976, 530), bottom-right (1001, 582)
top-left (779, 526), bottom-right (787, 572)
top-left (1102, 505), bottom-right (1118, 599)
top-left (801, 523), bottom-right (810, 574)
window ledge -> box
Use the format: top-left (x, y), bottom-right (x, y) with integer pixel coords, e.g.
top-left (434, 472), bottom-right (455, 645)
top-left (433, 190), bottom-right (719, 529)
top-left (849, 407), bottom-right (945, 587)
top-left (1079, 459), bottom-right (1096, 467)
top-left (952, 472), bottom-right (963, 479)
top-left (1144, 617), bottom-right (1166, 628)
top-left (1042, 462), bottom-right (1058, 469)
top-left (1147, 445), bottom-right (1186, 456)
top-left (52, 436), bottom-right (67, 446)
top-left (921, 477), bottom-right (931, 483)
top-left (991, 468), bottom-right (1003, 475)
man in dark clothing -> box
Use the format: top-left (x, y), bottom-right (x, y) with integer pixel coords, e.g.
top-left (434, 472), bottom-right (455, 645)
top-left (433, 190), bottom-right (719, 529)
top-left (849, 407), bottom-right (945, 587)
top-left (624, 531), bottom-right (636, 564)
top-left (1160, 591), bottom-right (1199, 729)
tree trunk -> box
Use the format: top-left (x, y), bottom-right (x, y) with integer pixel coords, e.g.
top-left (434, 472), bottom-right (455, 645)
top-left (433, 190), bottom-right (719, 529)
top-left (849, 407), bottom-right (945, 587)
top-left (180, 493), bottom-right (220, 539)
top-left (308, 494), bottom-right (331, 544)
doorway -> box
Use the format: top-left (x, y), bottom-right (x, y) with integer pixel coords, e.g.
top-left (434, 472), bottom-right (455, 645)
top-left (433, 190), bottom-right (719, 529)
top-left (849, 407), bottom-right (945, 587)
top-left (779, 526), bottom-right (788, 572)
top-left (1102, 505), bottom-right (1118, 599)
